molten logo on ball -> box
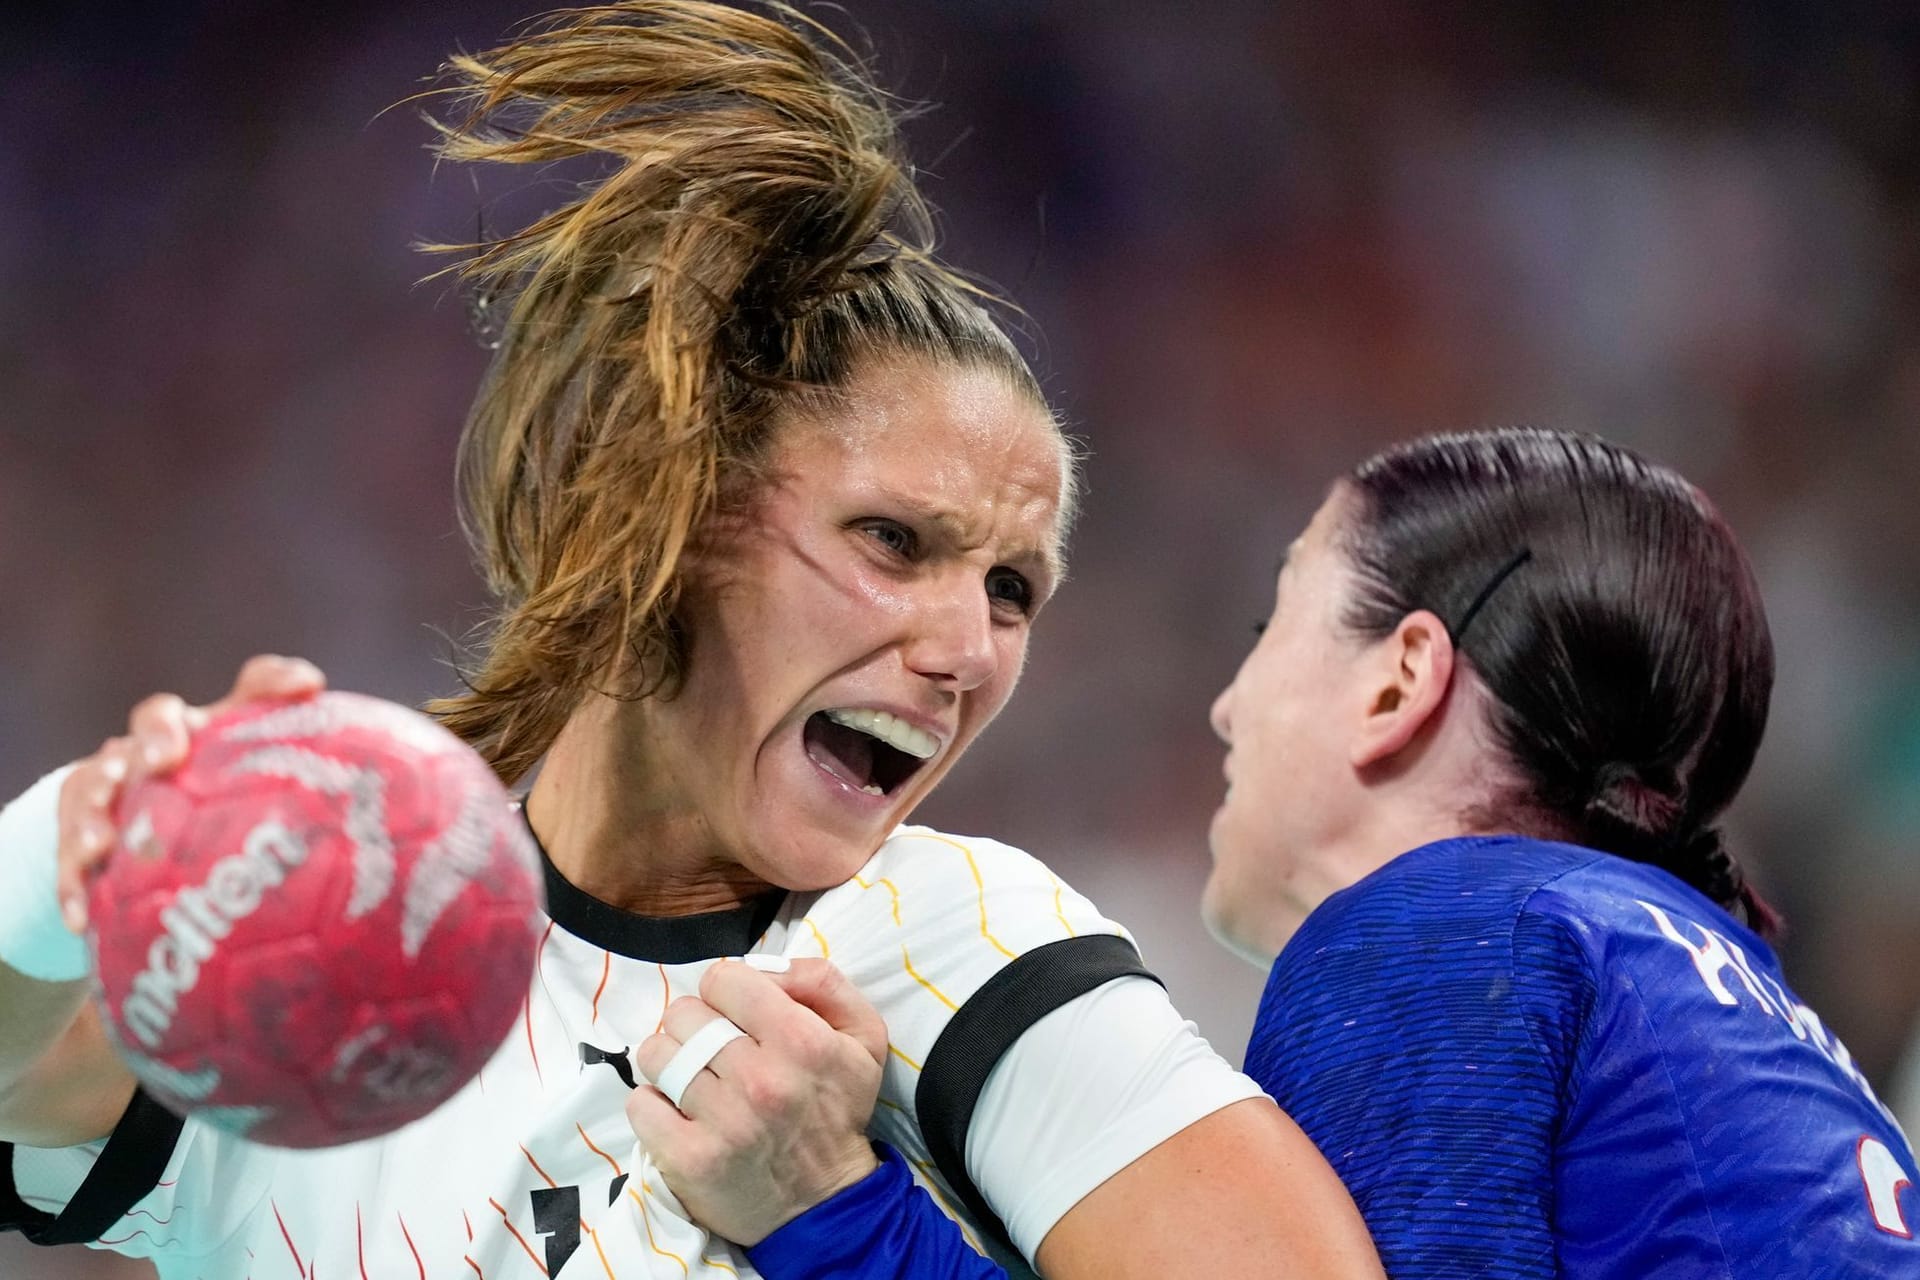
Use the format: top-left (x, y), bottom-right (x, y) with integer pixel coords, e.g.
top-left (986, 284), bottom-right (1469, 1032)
top-left (87, 692), bottom-right (545, 1148)
top-left (121, 819), bottom-right (310, 1049)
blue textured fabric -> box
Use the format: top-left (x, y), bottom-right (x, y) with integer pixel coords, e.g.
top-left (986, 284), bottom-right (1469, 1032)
top-left (748, 1145), bottom-right (1003, 1280)
top-left (1246, 835), bottom-right (1920, 1279)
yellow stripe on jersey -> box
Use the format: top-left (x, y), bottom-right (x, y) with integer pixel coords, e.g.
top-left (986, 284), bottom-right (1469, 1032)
top-left (853, 873), bottom-right (904, 926)
top-left (888, 1042), bottom-right (924, 1072)
top-left (908, 1158), bottom-right (987, 1254)
top-left (628, 1183), bottom-right (691, 1278)
top-left (800, 916), bottom-right (832, 958)
top-left (915, 833), bottom-right (1017, 959)
top-left (582, 1221), bottom-right (618, 1280)
top-left (1048, 873), bottom-right (1077, 937)
top-left (700, 1243), bottom-right (741, 1277)
top-left (901, 946), bottom-right (958, 1010)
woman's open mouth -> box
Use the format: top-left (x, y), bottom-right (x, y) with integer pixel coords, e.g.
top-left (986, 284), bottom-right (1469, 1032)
top-left (803, 708), bottom-right (938, 799)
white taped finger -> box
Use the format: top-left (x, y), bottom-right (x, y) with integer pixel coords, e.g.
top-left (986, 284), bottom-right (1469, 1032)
top-left (652, 1016), bottom-right (749, 1110)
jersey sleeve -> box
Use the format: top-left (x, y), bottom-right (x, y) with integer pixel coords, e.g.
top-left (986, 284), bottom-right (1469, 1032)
top-left (963, 973), bottom-right (1263, 1261)
top-left (7, 1101), bottom-right (281, 1260)
top-left (748, 1144), bottom-right (1009, 1280)
top-left (1245, 899), bottom-right (1595, 1280)
top-left (794, 828), bottom-right (1260, 1270)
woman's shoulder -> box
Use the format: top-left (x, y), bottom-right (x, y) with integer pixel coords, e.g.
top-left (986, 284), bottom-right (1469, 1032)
top-left (800, 824), bottom-right (1130, 969)
top-left (1289, 835), bottom-right (1608, 953)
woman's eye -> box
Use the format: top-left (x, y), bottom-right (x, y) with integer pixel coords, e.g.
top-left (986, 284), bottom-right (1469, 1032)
top-left (861, 520), bottom-right (918, 558)
top-left (987, 567), bottom-right (1034, 614)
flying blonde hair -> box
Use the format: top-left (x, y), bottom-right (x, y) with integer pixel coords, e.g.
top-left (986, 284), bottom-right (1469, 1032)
top-left (421, 1), bottom-right (1063, 784)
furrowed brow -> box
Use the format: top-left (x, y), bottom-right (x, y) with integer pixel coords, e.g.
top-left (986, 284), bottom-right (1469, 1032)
top-left (892, 492), bottom-right (1063, 583)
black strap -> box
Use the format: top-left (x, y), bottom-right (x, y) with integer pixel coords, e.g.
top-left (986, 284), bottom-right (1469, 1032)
top-left (0, 1144), bottom-right (53, 1239)
top-left (1, 1088), bottom-right (186, 1246)
top-left (526, 808), bottom-right (789, 962)
top-left (914, 933), bottom-right (1162, 1258)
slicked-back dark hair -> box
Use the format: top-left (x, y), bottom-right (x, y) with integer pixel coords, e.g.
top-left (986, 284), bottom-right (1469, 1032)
top-left (1337, 427), bottom-right (1780, 936)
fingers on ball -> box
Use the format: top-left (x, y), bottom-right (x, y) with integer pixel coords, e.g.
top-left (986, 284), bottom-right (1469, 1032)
top-left (233, 654), bottom-right (326, 701)
top-left (127, 694), bottom-right (192, 769)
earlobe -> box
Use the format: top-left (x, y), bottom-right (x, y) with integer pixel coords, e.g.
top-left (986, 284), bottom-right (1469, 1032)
top-left (1350, 611), bottom-right (1455, 769)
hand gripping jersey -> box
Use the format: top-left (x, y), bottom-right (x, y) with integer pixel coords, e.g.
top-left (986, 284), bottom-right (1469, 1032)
top-left (1247, 835), bottom-right (1920, 1279)
top-left (3, 822), bottom-right (1256, 1279)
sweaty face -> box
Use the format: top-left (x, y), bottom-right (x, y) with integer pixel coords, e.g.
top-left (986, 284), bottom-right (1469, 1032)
top-left (644, 355), bottom-right (1065, 892)
top-left (1203, 489), bottom-right (1367, 964)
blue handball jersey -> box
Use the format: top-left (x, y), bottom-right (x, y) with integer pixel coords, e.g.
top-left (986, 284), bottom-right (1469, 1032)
top-left (1245, 836), bottom-right (1919, 1279)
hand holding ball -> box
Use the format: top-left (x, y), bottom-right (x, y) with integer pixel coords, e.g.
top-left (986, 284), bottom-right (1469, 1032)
top-left (86, 692), bottom-right (544, 1148)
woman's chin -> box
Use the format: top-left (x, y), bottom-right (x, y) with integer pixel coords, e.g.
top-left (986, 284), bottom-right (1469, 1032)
top-left (741, 795), bottom-right (895, 892)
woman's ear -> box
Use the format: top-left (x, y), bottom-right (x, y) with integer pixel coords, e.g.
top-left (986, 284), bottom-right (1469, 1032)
top-left (1349, 610), bottom-right (1456, 769)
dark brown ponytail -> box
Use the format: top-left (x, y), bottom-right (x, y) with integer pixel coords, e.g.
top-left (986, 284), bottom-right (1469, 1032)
top-left (1338, 427), bottom-right (1781, 936)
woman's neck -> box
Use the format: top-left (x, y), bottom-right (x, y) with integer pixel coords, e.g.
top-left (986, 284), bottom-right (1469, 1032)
top-left (524, 695), bottom-right (775, 917)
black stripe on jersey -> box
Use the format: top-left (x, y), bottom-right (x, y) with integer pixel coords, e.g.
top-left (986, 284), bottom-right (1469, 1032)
top-left (526, 813), bottom-right (789, 962)
top-left (914, 933), bottom-right (1162, 1259)
top-left (0, 1088), bottom-right (184, 1245)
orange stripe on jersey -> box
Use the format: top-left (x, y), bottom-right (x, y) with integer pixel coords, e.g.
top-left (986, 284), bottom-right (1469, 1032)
top-left (888, 1042), bottom-right (924, 1072)
top-left (901, 946), bottom-right (957, 1010)
top-left (801, 916), bottom-right (831, 957)
top-left (591, 950), bottom-right (613, 1025)
top-left (399, 1212), bottom-right (426, 1279)
top-left (627, 1183), bottom-right (691, 1277)
top-left (521, 1144), bottom-right (559, 1188)
top-left (271, 1199), bottom-right (305, 1276)
top-left (852, 874), bottom-right (903, 926)
top-left (578, 1123), bottom-right (625, 1177)
top-left (1049, 874), bottom-right (1077, 936)
top-left (357, 1202), bottom-right (368, 1280)
top-left (525, 922), bottom-right (558, 1085)
top-left (523, 993), bottom-right (544, 1087)
top-left (917, 833), bottom-right (1017, 958)
top-left (463, 1209), bottom-right (474, 1241)
top-left (654, 964), bottom-right (670, 1033)
top-left (465, 1257), bottom-right (486, 1279)
top-left (491, 1196), bottom-right (551, 1276)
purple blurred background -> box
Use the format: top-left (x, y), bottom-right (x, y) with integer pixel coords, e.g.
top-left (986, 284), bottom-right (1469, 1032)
top-left (7, 1), bottom-right (1920, 1274)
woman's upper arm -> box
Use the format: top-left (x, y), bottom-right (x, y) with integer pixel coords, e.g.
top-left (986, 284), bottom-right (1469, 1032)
top-left (1034, 1097), bottom-right (1382, 1280)
top-left (0, 995), bottom-right (136, 1148)
top-left (956, 973), bottom-right (1381, 1279)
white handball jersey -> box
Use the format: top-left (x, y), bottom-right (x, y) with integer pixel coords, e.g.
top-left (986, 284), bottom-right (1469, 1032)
top-left (5, 822), bottom-right (1259, 1279)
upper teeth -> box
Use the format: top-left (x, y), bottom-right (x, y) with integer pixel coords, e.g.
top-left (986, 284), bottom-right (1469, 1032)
top-left (825, 708), bottom-right (939, 760)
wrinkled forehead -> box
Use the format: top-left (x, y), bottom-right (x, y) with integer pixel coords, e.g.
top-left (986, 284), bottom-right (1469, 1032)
top-left (781, 357), bottom-right (1071, 571)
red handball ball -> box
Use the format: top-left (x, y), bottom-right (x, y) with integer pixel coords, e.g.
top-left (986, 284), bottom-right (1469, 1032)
top-left (86, 691), bottom-right (545, 1148)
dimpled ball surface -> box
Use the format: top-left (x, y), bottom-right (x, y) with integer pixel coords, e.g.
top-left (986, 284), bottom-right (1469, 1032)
top-left (86, 691), bottom-right (544, 1148)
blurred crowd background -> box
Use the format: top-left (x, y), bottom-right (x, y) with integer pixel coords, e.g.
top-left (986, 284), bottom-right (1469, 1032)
top-left (6, 1), bottom-right (1919, 1274)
